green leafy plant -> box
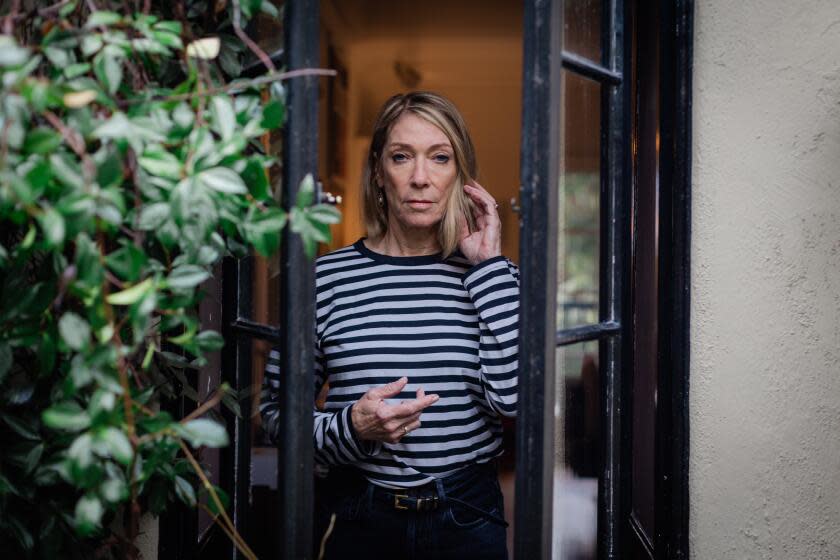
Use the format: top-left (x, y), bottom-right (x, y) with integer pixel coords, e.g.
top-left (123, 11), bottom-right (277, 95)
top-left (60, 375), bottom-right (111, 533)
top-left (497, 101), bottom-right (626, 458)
top-left (0, 2), bottom-right (338, 558)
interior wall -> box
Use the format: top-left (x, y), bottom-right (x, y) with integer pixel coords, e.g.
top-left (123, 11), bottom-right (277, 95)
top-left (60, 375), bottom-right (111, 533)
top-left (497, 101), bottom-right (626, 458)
top-left (320, 0), bottom-right (523, 260)
top-left (691, 1), bottom-right (840, 558)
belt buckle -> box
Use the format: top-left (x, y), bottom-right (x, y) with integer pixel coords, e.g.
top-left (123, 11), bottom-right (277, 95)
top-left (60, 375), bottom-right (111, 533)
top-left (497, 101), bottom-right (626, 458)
top-left (394, 494), bottom-right (409, 510)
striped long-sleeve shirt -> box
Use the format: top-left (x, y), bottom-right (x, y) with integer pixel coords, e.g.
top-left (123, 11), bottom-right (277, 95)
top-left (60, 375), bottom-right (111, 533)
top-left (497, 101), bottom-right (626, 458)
top-left (261, 238), bottom-right (519, 488)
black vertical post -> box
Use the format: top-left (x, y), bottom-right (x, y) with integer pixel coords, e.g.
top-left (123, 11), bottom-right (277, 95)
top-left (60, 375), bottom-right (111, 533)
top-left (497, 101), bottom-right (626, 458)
top-left (277, 1), bottom-right (319, 559)
top-left (599, 0), bottom-right (632, 558)
top-left (514, 0), bottom-right (562, 558)
top-left (221, 257), bottom-right (254, 560)
top-left (656, 0), bottom-right (693, 558)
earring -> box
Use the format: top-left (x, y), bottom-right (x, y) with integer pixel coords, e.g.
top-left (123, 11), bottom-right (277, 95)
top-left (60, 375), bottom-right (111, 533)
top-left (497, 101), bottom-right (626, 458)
top-left (377, 190), bottom-right (385, 207)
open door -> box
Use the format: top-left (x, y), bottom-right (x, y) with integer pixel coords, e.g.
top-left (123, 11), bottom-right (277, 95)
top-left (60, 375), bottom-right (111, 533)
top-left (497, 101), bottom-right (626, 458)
top-left (515, 1), bottom-right (692, 559)
top-left (514, 0), bottom-right (630, 558)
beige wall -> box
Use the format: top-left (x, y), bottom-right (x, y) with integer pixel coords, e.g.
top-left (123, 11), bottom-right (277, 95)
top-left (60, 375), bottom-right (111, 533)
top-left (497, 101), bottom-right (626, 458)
top-left (691, 1), bottom-right (840, 558)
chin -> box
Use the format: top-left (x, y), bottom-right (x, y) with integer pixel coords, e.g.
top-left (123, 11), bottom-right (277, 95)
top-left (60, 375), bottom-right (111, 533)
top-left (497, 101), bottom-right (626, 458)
top-left (401, 215), bottom-right (442, 231)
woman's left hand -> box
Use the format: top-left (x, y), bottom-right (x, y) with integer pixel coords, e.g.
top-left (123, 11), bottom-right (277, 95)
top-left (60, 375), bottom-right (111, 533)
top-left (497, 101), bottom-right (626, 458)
top-left (458, 180), bottom-right (502, 265)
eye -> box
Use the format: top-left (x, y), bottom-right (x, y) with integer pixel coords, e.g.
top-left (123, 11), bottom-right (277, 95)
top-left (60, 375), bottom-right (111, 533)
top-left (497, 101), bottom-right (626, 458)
top-left (391, 152), bottom-right (408, 163)
top-left (433, 154), bottom-right (451, 164)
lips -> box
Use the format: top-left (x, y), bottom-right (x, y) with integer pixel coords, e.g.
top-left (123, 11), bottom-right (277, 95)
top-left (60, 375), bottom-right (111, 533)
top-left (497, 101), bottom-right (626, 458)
top-left (406, 200), bottom-right (434, 207)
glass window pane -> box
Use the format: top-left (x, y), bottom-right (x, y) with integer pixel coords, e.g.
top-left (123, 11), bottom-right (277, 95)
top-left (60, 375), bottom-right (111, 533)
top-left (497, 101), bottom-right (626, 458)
top-left (553, 340), bottom-right (600, 560)
top-left (564, 0), bottom-right (602, 63)
top-left (557, 71), bottom-right (601, 329)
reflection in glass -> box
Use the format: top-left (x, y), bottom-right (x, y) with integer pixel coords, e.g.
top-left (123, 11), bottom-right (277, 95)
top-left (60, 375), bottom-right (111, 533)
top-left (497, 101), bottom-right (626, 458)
top-left (564, 0), bottom-right (602, 63)
top-left (553, 341), bottom-right (600, 560)
top-left (557, 71), bottom-right (601, 329)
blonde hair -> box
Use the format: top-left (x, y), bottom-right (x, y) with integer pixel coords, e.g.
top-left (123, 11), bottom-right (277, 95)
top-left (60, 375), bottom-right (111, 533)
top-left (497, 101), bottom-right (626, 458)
top-left (362, 91), bottom-right (477, 258)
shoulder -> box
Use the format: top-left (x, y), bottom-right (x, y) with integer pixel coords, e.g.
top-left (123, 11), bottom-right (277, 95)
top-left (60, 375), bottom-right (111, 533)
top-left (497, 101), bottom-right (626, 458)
top-left (314, 240), bottom-right (372, 289)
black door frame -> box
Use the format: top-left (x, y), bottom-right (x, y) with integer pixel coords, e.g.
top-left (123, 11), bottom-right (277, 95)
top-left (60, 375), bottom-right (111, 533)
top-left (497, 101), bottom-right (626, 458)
top-left (158, 0), bottom-right (693, 558)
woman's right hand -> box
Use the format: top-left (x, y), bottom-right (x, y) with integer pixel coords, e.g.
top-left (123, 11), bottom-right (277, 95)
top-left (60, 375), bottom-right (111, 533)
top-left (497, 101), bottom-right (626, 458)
top-left (350, 377), bottom-right (439, 444)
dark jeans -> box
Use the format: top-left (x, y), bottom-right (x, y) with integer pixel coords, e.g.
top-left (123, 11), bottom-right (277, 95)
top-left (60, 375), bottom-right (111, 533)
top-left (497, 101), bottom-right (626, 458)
top-left (315, 461), bottom-right (508, 560)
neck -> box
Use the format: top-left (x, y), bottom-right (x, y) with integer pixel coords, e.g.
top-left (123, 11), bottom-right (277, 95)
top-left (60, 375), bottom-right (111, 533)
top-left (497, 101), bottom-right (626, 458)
top-left (372, 219), bottom-right (440, 257)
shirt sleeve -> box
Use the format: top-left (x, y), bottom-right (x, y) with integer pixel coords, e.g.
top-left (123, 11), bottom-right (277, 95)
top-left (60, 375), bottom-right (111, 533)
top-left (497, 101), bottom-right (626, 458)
top-left (462, 256), bottom-right (520, 417)
top-left (259, 344), bottom-right (381, 466)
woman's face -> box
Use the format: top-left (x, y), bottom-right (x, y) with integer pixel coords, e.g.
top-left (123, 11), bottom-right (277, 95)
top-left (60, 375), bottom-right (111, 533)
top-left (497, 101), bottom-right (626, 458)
top-left (379, 113), bottom-right (458, 235)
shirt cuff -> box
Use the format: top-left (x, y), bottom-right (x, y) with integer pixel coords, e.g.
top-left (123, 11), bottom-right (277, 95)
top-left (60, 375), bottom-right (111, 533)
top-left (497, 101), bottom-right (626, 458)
top-left (342, 404), bottom-right (381, 458)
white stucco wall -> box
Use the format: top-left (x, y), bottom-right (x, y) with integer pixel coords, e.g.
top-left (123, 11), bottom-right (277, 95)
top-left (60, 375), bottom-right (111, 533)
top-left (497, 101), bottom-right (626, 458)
top-left (691, 1), bottom-right (840, 558)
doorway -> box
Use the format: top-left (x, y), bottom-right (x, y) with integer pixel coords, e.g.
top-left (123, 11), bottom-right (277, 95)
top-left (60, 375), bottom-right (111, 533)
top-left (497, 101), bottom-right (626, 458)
top-left (318, 0), bottom-right (524, 554)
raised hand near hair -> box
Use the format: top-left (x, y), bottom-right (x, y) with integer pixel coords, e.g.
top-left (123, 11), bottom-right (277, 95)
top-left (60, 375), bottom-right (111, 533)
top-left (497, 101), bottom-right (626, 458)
top-left (351, 377), bottom-right (439, 444)
top-left (458, 180), bottom-right (502, 266)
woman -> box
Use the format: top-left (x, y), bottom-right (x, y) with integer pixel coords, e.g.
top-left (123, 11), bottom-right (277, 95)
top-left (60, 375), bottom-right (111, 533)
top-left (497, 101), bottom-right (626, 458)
top-left (263, 91), bottom-right (519, 559)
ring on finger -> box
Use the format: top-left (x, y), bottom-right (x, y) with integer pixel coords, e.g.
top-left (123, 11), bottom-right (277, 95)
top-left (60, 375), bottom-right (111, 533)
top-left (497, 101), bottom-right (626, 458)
top-left (402, 425), bottom-right (409, 435)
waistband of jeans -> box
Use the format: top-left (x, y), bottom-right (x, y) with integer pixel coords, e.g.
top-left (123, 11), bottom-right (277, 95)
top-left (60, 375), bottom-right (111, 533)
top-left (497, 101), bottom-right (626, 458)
top-left (325, 459), bottom-right (497, 496)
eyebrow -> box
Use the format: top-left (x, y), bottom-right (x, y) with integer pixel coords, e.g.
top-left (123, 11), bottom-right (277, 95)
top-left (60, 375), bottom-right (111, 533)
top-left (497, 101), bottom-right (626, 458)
top-left (387, 142), bottom-right (452, 151)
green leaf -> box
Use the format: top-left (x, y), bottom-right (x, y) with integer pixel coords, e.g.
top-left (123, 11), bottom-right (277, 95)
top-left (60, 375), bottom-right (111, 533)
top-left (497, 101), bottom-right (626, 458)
top-left (96, 149), bottom-right (124, 189)
top-left (23, 443), bottom-right (44, 474)
top-left (64, 62), bottom-right (92, 79)
top-left (138, 202), bottom-right (170, 230)
top-left (100, 477), bottom-right (128, 503)
top-left (4, 516), bottom-right (33, 551)
top-left (60, 1), bottom-right (77, 17)
top-left (261, 99), bottom-right (285, 129)
top-left (174, 476), bottom-right (196, 507)
top-left (0, 36), bottom-right (30, 67)
top-left (23, 127), bottom-right (62, 154)
top-left (43, 46), bottom-right (71, 67)
top-left (106, 277), bottom-right (154, 305)
top-left (210, 96), bottom-right (236, 141)
top-left (105, 242), bottom-right (147, 282)
top-left (38, 206), bottom-right (66, 247)
top-left (260, 0), bottom-right (280, 18)
top-left (242, 207), bottom-right (287, 257)
top-left (86, 10), bottom-right (122, 28)
top-left (195, 330), bottom-right (225, 352)
top-left (290, 208), bottom-right (331, 258)
top-left (93, 49), bottom-right (122, 95)
top-left (153, 20), bottom-right (183, 35)
top-left (0, 342), bottom-right (11, 384)
top-left (1, 414), bottom-right (40, 440)
top-left (309, 204), bottom-right (342, 225)
top-left (93, 112), bottom-right (133, 140)
top-left (81, 34), bottom-right (104, 56)
top-left (172, 102), bottom-right (194, 130)
top-left (176, 418), bottom-right (229, 448)
top-left (42, 402), bottom-right (91, 432)
top-left (166, 265), bottom-right (210, 290)
top-left (59, 312), bottom-right (90, 351)
top-left (196, 167), bottom-right (247, 195)
top-left (240, 158), bottom-right (270, 200)
top-left (74, 495), bottom-right (103, 536)
top-left (139, 147), bottom-right (182, 180)
top-left (296, 173), bottom-right (315, 208)
top-left (99, 427), bottom-right (133, 465)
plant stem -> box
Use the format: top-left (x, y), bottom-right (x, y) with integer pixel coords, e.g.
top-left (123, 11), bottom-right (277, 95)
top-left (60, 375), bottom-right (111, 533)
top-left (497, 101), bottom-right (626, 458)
top-left (179, 440), bottom-right (258, 560)
top-left (124, 67), bottom-right (337, 106)
top-left (180, 385), bottom-right (226, 423)
top-left (231, 0), bottom-right (275, 73)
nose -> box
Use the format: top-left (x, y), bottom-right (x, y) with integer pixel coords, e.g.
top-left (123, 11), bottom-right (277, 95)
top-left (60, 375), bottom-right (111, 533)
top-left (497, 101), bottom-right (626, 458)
top-left (410, 157), bottom-right (430, 188)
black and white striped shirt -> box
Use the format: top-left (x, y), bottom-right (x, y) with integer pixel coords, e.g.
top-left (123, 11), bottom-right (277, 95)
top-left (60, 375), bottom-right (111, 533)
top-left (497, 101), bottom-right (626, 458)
top-left (262, 239), bottom-right (519, 488)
